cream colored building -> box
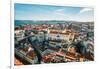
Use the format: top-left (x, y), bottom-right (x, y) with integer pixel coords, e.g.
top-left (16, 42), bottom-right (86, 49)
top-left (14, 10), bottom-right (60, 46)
top-left (47, 29), bottom-right (75, 43)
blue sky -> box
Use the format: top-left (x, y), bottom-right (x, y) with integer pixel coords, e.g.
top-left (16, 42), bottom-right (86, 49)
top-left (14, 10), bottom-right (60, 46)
top-left (15, 3), bottom-right (94, 22)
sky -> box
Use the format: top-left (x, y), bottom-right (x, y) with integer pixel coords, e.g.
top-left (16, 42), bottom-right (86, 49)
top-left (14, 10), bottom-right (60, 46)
top-left (15, 3), bottom-right (94, 22)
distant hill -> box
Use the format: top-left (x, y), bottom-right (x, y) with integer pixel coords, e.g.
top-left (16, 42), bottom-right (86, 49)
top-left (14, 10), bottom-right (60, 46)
top-left (15, 20), bottom-right (94, 26)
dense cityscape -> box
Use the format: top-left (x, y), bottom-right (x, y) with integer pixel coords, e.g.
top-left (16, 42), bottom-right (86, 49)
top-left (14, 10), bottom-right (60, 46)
top-left (14, 20), bottom-right (94, 65)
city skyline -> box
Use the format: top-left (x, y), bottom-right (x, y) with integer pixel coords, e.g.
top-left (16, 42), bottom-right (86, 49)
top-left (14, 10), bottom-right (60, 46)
top-left (15, 3), bottom-right (94, 22)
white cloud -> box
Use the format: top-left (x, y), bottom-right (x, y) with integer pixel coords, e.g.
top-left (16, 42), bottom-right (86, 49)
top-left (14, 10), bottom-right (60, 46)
top-left (55, 9), bottom-right (65, 12)
top-left (54, 8), bottom-right (65, 15)
top-left (79, 8), bottom-right (93, 14)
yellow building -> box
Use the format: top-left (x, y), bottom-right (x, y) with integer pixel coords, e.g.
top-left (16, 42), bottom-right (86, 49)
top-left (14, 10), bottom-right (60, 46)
top-left (47, 29), bottom-right (76, 44)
